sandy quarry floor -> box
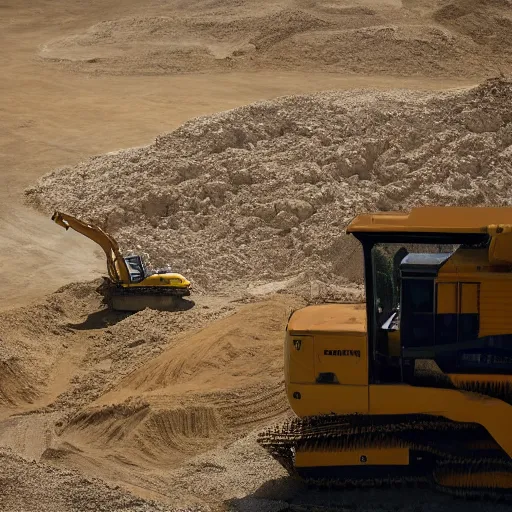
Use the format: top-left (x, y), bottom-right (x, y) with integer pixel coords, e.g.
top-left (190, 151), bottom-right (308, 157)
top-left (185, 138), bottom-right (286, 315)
top-left (2, 0), bottom-right (512, 511)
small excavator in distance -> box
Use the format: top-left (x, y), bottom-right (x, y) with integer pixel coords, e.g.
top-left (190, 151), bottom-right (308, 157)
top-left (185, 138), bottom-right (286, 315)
top-left (258, 206), bottom-right (512, 499)
top-left (52, 211), bottom-right (191, 311)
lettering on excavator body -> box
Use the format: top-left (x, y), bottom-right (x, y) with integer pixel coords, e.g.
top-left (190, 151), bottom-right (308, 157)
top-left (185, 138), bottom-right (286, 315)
top-left (323, 349), bottom-right (361, 357)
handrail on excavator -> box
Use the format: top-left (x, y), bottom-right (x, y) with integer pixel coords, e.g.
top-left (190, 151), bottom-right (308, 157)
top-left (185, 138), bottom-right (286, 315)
top-left (51, 211), bottom-right (131, 284)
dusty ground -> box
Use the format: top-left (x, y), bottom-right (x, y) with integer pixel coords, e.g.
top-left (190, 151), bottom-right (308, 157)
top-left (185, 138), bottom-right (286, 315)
top-left (37, 0), bottom-right (512, 78)
top-left (2, 0), bottom-right (512, 511)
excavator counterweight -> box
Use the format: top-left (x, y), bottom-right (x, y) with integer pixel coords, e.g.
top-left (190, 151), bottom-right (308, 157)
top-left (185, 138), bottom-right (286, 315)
top-left (258, 206), bottom-right (512, 500)
top-left (52, 211), bottom-right (191, 311)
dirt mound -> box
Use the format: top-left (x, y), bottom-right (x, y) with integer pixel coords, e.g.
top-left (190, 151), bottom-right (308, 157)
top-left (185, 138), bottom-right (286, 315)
top-left (0, 285), bottom-right (98, 411)
top-left (0, 359), bottom-right (38, 408)
top-left (0, 277), bottom-right (237, 417)
top-left (434, 0), bottom-right (512, 50)
top-left (39, 9), bottom-right (332, 75)
top-left (26, 79), bottom-right (512, 294)
top-left (54, 400), bottom-right (222, 462)
top-left (135, 406), bottom-right (221, 454)
top-left (44, 295), bottom-right (239, 414)
top-left (0, 287), bottom-right (302, 506)
top-left (99, 298), bottom-right (300, 400)
top-left (285, 25), bottom-right (465, 76)
top-left (0, 448), bottom-right (178, 512)
top-left (45, 298), bottom-right (300, 469)
top-left (0, 412), bottom-right (61, 460)
top-left (38, 2), bottom-right (512, 77)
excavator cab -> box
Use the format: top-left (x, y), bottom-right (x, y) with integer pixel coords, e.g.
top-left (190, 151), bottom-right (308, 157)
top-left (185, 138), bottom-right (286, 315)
top-left (350, 218), bottom-right (512, 384)
top-left (369, 236), bottom-right (512, 382)
top-left (371, 243), bottom-right (460, 382)
top-left (123, 254), bottom-right (170, 284)
top-left (124, 255), bottom-right (145, 283)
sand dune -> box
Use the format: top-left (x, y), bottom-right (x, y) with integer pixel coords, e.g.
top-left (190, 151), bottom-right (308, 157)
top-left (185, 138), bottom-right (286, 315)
top-left (39, 1), bottom-right (512, 77)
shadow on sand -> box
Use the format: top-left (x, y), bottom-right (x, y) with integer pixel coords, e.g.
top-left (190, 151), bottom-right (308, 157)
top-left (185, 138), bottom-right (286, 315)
top-left (66, 308), bottom-right (131, 330)
top-left (67, 298), bottom-right (195, 330)
top-left (226, 475), bottom-right (509, 512)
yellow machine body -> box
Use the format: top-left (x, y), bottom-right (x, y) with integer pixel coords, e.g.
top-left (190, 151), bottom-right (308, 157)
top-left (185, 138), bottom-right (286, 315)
top-left (285, 304), bottom-right (512, 461)
top-left (121, 272), bottom-right (190, 290)
top-left (52, 211), bottom-right (191, 310)
top-left (259, 207), bottom-right (512, 498)
top-left (285, 303), bottom-right (368, 415)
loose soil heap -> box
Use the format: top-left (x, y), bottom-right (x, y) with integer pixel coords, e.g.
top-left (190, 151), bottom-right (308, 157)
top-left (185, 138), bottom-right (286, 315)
top-left (39, 0), bottom-right (512, 78)
top-left (26, 79), bottom-right (512, 294)
top-left (0, 281), bottom-right (236, 417)
top-left (0, 280), bottom-right (303, 510)
top-left (0, 448), bottom-right (177, 512)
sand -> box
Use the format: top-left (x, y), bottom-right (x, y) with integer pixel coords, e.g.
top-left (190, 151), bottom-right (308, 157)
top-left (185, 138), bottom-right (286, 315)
top-left (39, 0), bottom-right (512, 78)
top-left (0, 448), bottom-right (178, 512)
top-left (4, 284), bottom-right (512, 512)
top-left (3, 0), bottom-right (512, 510)
top-left (26, 79), bottom-right (512, 296)
top-left (0, 280), bottom-right (299, 510)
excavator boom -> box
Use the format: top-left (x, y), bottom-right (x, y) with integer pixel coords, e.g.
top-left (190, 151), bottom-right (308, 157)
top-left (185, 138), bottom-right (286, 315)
top-left (52, 211), bottom-right (131, 283)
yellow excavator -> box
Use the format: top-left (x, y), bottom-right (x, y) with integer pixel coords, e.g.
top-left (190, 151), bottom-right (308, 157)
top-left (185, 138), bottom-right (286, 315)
top-left (258, 206), bottom-right (512, 499)
top-left (52, 211), bottom-right (191, 311)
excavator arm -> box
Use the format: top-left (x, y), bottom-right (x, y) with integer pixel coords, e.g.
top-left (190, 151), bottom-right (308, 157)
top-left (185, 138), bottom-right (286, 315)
top-left (51, 211), bottom-right (131, 284)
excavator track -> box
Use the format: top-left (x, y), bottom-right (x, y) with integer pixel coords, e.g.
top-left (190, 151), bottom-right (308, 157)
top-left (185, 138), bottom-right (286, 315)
top-left (113, 286), bottom-right (191, 297)
top-left (257, 414), bottom-right (512, 501)
top-left (97, 278), bottom-right (191, 311)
